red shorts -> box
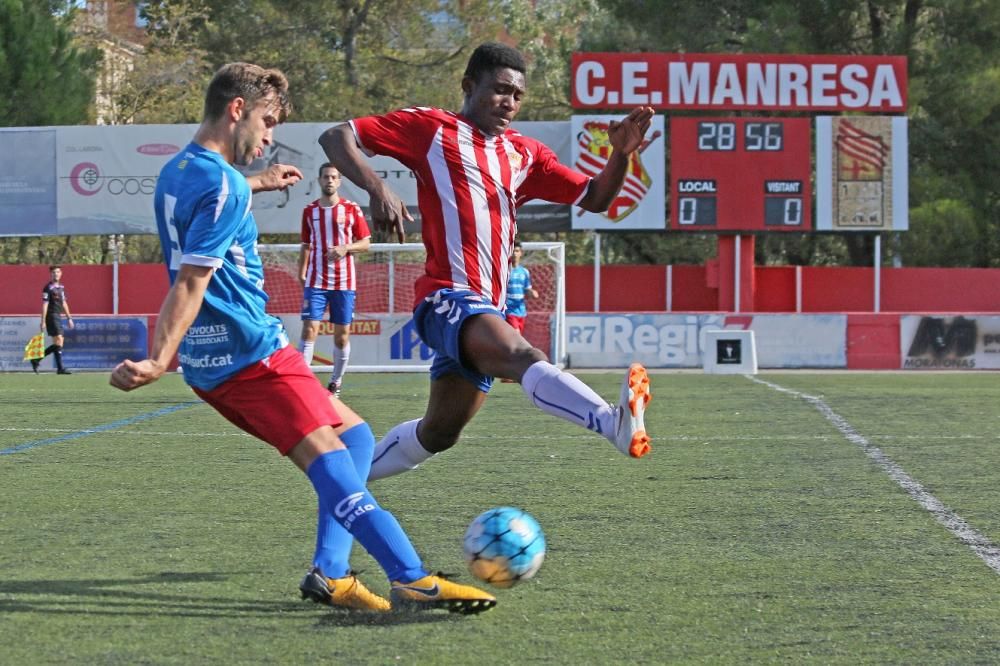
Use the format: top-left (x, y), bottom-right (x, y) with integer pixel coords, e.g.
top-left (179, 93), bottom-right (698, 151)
top-left (193, 345), bottom-right (342, 455)
top-left (505, 314), bottom-right (526, 333)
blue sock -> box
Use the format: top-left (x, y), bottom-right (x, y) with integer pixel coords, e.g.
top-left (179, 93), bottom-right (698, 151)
top-left (306, 449), bottom-right (427, 583)
top-left (313, 423), bottom-right (375, 578)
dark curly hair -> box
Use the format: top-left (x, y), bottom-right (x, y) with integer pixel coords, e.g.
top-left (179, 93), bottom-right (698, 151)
top-left (463, 42), bottom-right (527, 84)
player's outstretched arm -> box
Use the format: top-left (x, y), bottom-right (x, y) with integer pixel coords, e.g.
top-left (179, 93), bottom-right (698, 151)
top-left (577, 106), bottom-right (655, 213)
top-left (246, 163), bottom-right (303, 193)
top-left (318, 124), bottom-right (412, 243)
top-left (110, 264), bottom-right (213, 391)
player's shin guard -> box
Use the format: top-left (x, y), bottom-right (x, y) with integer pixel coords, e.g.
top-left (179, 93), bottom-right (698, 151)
top-left (368, 419), bottom-right (434, 481)
top-left (312, 423), bottom-right (375, 578)
top-left (306, 449), bottom-right (426, 583)
top-left (521, 361), bottom-right (616, 437)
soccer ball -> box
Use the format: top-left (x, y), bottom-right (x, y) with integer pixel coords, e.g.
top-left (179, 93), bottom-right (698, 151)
top-left (462, 507), bottom-right (546, 588)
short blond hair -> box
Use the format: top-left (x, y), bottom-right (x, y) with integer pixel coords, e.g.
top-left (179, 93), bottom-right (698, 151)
top-left (203, 62), bottom-right (291, 123)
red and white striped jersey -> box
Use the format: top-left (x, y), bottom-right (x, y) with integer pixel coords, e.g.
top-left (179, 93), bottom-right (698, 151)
top-left (350, 107), bottom-right (590, 308)
top-left (300, 199), bottom-right (371, 291)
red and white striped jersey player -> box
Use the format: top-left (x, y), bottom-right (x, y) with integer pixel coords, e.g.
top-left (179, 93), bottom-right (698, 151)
top-left (297, 163), bottom-right (371, 397)
top-left (319, 42), bottom-right (655, 480)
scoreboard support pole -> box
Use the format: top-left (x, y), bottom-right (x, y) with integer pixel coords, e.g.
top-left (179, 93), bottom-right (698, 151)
top-left (735, 235), bottom-right (743, 312)
top-left (716, 234), bottom-right (756, 312)
top-left (874, 234), bottom-right (882, 313)
top-left (593, 232), bottom-right (602, 312)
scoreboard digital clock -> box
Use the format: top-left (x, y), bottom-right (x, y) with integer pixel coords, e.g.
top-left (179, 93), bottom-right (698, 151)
top-left (669, 117), bottom-right (812, 231)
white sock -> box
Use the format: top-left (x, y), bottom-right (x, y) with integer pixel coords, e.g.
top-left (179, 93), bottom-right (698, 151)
top-left (300, 339), bottom-right (315, 366)
top-left (332, 342), bottom-right (350, 384)
top-left (521, 361), bottom-right (616, 439)
top-left (368, 419), bottom-right (435, 481)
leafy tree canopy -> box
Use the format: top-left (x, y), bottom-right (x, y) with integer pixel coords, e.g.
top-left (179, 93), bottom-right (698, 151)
top-left (0, 0), bottom-right (100, 126)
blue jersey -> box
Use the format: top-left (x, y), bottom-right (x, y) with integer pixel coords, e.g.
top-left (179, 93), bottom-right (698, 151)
top-left (505, 265), bottom-right (532, 317)
top-left (154, 142), bottom-right (287, 390)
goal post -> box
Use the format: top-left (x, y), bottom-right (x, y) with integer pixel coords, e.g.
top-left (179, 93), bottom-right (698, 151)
top-left (257, 241), bottom-right (566, 373)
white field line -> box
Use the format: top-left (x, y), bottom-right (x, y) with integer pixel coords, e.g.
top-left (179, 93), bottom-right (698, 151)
top-left (749, 375), bottom-right (1000, 575)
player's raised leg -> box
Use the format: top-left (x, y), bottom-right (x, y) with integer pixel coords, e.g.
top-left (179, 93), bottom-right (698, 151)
top-left (369, 375), bottom-right (487, 480)
top-left (520, 357), bottom-right (652, 458)
top-left (460, 313), bottom-right (652, 457)
top-left (368, 307), bottom-right (651, 481)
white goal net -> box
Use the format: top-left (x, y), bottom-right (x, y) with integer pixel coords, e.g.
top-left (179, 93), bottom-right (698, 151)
top-left (258, 241), bottom-right (566, 372)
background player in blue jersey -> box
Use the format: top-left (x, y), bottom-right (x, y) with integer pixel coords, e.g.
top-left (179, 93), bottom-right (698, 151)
top-left (109, 62), bottom-right (495, 614)
top-left (499, 242), bottom-right (538, 383)
top-left (504, 241), bottom-right (538, 335)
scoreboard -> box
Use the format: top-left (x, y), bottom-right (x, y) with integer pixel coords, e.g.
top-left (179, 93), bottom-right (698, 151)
top-left (669, 117), bottom-right (812, 232)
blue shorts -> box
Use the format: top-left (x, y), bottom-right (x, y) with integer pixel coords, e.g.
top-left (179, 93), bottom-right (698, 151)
top-left (413, 288), bottom-right (504, 393)
top-left (301, 288), bottom-right (355, 325)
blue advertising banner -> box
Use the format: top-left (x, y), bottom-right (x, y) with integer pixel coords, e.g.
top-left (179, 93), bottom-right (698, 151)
top-left (0, 129), bottom-right (57, 236)
top-left (62, 317), bottom-right (148, 370)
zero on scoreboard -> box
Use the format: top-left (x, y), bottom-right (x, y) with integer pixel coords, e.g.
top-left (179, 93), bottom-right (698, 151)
top-left (669, 117), bottom-right (812, 231)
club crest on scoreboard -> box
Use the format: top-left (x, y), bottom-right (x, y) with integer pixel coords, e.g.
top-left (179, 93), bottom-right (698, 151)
top-left (570, 114), bottom-right (666, 230)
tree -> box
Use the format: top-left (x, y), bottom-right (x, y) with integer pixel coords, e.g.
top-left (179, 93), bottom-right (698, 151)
top-left (0, 0), bottom-right (100, 126)
top-left (902, 0), bottom-right (1000, 266)
top-left (109, 0), bottom-right (213, 124)
top-left (130, 0), bottom-right (501, 122)
top-left (0, 1), bottom-right (102, 263)
top-left (119, 0), bottom-right (604, 122)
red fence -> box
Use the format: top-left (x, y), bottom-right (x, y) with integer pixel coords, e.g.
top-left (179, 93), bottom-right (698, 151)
top-left (1, 264), bottom-right (169, 315)
top-left (2, 263), bottom-right (999, 316)
top-left (564, 265), bottom-right (1000, 313)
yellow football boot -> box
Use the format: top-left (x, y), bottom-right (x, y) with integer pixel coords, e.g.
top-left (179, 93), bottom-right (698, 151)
top-left (299, 567), bottom-right (391, 612)
top-left (390, 573), bottom-right (497, 615)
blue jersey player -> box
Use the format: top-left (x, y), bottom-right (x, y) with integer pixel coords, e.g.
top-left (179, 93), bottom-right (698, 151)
top-left (109, 62), bottom-right (495, 614)
top-left (503, 241), bottom-right (538, 335)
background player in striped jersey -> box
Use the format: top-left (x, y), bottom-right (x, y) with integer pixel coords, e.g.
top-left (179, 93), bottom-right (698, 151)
top-left (319, 42), bottom-right (654, 480)
top-left (297, 163), bottom-right (371, 397)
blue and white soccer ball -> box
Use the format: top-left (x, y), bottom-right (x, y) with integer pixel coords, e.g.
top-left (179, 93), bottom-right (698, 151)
top-left (463, 507), bottom-right (546, 588)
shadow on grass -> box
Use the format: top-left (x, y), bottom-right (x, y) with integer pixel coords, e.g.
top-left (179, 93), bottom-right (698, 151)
top-left (317, 609), bottom-right (463, 627)
top-left (0, 572), bottom-right (467, 625)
